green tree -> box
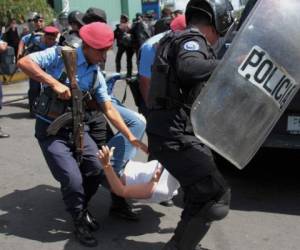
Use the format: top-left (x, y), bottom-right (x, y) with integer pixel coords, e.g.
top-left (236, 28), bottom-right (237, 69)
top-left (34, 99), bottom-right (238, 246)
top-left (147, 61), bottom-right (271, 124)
top-left (0, 0), bottom-right (55, 25)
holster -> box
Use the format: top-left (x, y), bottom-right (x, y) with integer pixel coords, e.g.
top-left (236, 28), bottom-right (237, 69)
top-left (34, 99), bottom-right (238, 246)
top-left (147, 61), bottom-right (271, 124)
top-left (33, 87), bottom-right (71, 118)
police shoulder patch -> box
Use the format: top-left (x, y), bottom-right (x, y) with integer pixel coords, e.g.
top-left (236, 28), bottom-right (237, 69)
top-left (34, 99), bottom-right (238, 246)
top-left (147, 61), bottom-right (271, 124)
top-left (183, 41), bottom-right (200, 51)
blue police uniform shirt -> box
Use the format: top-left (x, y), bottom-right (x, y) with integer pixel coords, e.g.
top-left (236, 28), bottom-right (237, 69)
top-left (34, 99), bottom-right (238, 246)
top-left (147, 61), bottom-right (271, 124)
top-left (29, 46), bottom-right (111, 105)
top-left (21, 33), bottom-right (47, 50)
top-left (138, 32), bottom-right (167, 78)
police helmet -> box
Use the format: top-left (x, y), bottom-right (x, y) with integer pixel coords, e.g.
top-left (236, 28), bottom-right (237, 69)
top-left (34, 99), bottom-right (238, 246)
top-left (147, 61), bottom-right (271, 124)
top-left (32, 13), bottom-right (44, 22)
top-left (185, 0), bottom-right (233, 36)
top-left (58, 12), bottom-right (68, 22)
top-left (68, 10), bottom-right (85, 26)
top-left (82, 7), bottom-right (107, 24)
top-left (58, 11), bottom-right (69, 29)
top-left (27, 12), bottom-right (38, 22)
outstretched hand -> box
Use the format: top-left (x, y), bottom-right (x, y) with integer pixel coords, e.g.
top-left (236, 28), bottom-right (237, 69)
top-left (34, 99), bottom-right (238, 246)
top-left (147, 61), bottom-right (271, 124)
top-left (98, 146), bottom-right (115, 168)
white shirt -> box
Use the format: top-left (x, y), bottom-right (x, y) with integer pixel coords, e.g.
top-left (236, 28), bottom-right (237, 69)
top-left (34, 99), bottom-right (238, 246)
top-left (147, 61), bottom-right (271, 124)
top-left (124, 160), bottom-right (180, 203)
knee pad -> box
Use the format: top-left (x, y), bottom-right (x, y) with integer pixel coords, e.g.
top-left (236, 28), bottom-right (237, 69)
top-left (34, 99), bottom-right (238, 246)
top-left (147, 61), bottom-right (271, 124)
top-left (203, 189), bottom-right (231, 221)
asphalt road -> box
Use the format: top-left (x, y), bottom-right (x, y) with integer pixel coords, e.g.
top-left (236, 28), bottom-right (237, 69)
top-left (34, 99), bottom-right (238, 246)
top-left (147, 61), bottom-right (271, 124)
top-left (0, 52), bottom-right (300, 250)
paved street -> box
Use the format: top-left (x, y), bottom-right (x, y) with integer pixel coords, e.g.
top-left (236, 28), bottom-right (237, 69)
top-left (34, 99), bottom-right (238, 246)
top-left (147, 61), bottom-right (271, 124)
top-left (0, 51), bottom-right (300, 250)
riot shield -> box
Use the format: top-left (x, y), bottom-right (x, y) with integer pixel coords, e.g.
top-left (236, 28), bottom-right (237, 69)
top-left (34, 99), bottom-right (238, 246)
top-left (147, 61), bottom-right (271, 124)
top-left (191, 0), bottom-right (300, 169)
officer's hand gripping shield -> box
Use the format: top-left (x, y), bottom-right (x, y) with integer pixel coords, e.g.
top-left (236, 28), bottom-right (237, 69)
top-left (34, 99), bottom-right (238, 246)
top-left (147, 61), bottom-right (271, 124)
top-left (191, 0), bottom-right (300, 169)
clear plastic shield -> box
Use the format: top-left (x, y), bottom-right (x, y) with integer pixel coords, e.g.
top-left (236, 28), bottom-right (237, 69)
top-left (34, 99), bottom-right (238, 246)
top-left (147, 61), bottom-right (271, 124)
top-left (191, 0), bottom-right (300, 169)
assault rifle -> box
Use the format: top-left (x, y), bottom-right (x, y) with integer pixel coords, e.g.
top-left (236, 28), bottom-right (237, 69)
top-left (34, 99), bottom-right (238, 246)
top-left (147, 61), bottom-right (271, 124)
top-left (61, 46), bottom-right (84, 163)
top-left (46, 73), bottom-right (133, 145)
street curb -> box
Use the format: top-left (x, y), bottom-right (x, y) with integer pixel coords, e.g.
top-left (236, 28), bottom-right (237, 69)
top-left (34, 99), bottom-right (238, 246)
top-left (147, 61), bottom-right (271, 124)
top-left (0, 71), bottom-right (28, 85)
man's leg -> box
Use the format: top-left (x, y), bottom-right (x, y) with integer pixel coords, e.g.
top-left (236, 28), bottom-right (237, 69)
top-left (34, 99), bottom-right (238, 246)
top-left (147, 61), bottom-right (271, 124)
top-left (87, 111), bottom-right (114, 149)
top-left (107, 98), bottom-right (146, 220)
top-left (80, 132), bottom-right (105, 231)
top-left (38, 130), bottom-right (100, 247)
top-left (115, 46), bottom-right (125, 73)
top-left (108, 98), bottom-right (146, 173)
top-left (150, 139), bottom-right (230, 250)
top-left (86, 107), bottom-right (142, 221)
top-left (125, 47), bottom-right (134, 77)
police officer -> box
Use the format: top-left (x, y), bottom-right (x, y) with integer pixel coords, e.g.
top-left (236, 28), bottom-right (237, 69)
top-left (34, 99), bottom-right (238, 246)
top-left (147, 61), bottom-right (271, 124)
top-left (82, 7), bottom-right (108, 72)
top-left (154, 7), bottom-right (172, 35)
top-left (58, 10), bottom-right (85, 47)
top-left (17, 13), bottom-right (44, 60)
top-left (17, 14), bottom-right (57, 117)
top-left (17, 22), bottom-right (146, 247)
top-left (138, 14), bottom-right (186, 118)
top-left (146, 0), bottom-right (233, 249)
top-left (57, 11), bottom-right (69, 33)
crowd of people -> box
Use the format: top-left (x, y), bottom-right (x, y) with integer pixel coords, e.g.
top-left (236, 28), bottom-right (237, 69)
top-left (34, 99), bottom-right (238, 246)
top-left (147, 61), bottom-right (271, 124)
top-left (113, 7), bottom-right (182, 78)
top-left (0, 0), bottom-right (258, 249)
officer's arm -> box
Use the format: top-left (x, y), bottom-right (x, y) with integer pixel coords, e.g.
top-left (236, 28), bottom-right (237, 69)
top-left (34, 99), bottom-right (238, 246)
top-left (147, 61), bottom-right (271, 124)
top-left (0, 41), bottom-right (7, 53)
top-left (138, 42), bottom-right (155, 104)
top-left (100, 101), bottom-right (148, 154)
top-left (139, 76), bottom-right (151, 104)
top-left (176, 38), bottom-right (218, 85)
top-left (17, 55), bottom-right (71, 99)
top-left (16, 40), bottom-right (25, 60)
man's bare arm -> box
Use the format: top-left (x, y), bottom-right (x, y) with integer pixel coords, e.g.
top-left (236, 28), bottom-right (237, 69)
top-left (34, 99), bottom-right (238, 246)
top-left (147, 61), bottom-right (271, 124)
top-left (17, 56), bottom-right (71, 100)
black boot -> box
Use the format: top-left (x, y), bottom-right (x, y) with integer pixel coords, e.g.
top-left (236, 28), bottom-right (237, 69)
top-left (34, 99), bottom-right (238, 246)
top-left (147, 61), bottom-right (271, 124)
top-left (109, 192), bottom-right (139, 221)
top-left (73, 211), bottom-right (98, 247)
top-left (84, 209), bottom-right (100, 232)
top-left (162, 217), bottom-right (211, 250)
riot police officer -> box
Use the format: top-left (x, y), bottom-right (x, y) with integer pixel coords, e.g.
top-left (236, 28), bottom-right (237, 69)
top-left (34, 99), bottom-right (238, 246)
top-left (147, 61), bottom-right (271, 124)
top-left (57, 11), bottom-right (69, 33)
top-left (146, 0), bottom-right (233, 249)
top-left (58, 10), bottom-right (85, 47)
top-left (17, 22), bottom-right (146, 247)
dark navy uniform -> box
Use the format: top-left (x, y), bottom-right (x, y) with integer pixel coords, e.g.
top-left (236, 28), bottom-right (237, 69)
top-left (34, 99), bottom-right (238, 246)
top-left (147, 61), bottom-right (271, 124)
top-left (147, 28), bottom-right (230, 250)
top-left (30, 46), bottom-right (109, 216)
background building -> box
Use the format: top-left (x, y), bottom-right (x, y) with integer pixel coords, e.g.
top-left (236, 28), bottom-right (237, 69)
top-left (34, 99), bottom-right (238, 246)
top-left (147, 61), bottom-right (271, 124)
top-left (50, 0), bottom-right (142, 25)
top-left (49, 0), bottom-right (247, 26)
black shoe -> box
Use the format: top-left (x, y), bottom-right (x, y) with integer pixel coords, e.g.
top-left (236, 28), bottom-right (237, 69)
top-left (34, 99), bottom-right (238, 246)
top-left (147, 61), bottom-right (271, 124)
top-left (160, 199), bottom-right (174, 207)
top-left (0, 129), bottom-right (10, 138)
top-left (110, 193), bottom-right (139, 221)
top-left (84, 209), bottom-right (100, 232)
top-left (74, 212), bottom-right (98, 247)
top-left (109, 203), bottom-right (139, 221)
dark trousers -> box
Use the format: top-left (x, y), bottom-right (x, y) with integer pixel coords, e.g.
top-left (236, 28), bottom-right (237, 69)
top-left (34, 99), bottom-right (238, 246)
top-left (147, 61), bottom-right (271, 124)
top-left (28, 78), bottom-right (41, 113)
top-left (115, 46), bottom-right (134, 77)
top-left (85, 111), bottom-right (114, 149)
top-left (148, 135), bottom-right (228, 220)
top-left (36, 119), bottom-right (103, 217)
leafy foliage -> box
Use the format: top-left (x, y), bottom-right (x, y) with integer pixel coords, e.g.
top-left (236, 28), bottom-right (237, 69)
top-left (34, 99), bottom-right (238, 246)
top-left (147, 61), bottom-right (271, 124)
top-left (0, 0), bottom-right (55, 25)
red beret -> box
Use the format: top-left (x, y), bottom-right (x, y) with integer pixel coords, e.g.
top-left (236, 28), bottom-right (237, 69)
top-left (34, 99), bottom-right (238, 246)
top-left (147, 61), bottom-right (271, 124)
top-left (170, 15), bottom-right (186, 31)
top-left (44, 26), bottom-right (59, 34)
top-left (79, 22), bottom-right (114, 50)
